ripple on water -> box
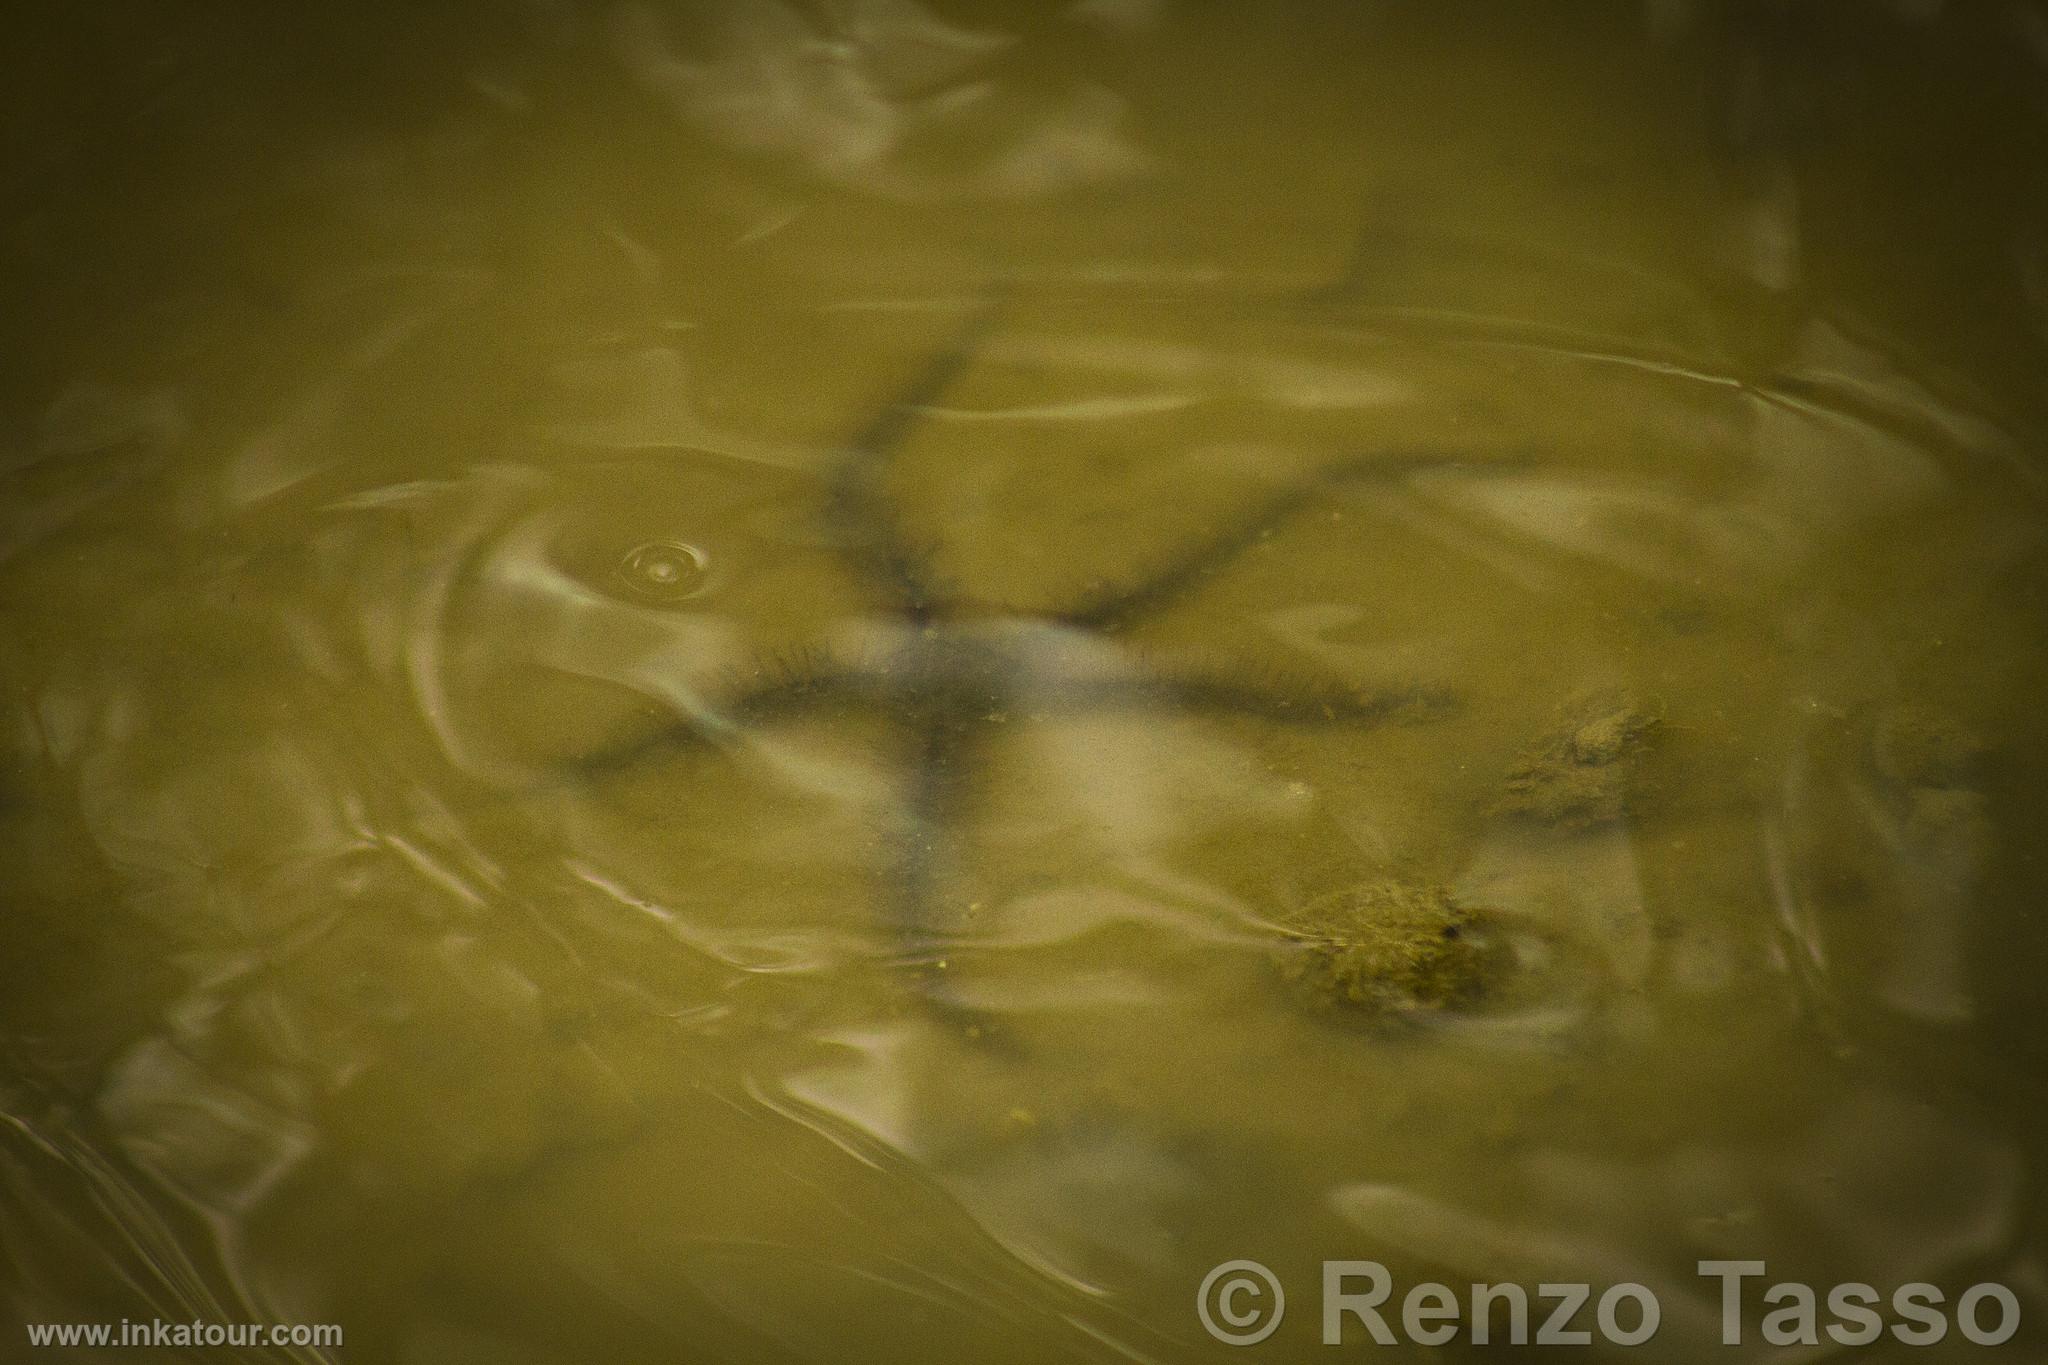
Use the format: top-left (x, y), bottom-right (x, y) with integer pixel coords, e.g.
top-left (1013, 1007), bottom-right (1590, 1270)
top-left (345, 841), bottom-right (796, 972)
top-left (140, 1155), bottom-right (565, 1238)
top-left (617, 539), bottom-right (711, 602)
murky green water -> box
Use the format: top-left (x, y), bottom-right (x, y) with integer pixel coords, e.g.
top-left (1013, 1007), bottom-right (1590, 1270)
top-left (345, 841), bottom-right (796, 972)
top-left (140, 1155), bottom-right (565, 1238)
top-left (5, 3), bottom-right (2048, 1361)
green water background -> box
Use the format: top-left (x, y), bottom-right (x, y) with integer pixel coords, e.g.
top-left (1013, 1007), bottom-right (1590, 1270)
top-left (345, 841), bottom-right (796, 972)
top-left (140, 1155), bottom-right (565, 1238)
top-left (4, 2), bottom-right (2048, 1361)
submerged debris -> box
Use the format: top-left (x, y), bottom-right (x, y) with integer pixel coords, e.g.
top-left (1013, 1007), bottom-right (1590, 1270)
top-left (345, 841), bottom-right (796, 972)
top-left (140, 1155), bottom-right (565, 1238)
top-left (1867, 703), bottom-right (1989, 793)
top-left (1864, 703), bottom-right (1994, 846)
top-left (1270, 880), bottom-right (1505, 1021)
top-left (1493, 688), bottom-right (1662, 829)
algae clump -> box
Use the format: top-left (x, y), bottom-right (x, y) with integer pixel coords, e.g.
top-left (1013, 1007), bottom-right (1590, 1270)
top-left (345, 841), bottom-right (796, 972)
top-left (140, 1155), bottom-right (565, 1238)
top-left (1271, 881), bottom-right (1504, 1021)
top-left (1494, 688), bottom-right (1662, 828)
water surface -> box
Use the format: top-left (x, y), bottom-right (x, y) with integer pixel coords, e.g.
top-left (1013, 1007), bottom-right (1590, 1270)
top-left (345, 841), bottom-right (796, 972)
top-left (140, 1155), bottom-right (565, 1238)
top-left (4, 3), bottom-right (2048, 1361)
